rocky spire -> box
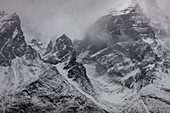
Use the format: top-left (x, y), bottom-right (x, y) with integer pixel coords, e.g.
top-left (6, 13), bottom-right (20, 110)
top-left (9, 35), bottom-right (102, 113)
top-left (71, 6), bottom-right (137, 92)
top-left (0, 12), bottom-right (27, 66)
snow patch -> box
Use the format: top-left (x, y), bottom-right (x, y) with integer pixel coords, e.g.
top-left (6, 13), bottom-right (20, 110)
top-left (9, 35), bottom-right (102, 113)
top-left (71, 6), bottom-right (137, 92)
top-left (12, 28), bottom-right (18, 39)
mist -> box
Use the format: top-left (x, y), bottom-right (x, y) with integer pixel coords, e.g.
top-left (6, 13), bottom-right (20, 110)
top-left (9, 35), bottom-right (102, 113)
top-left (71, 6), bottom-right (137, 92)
top-left (0, 0), bottom-right (117, 42)
top-left (0, 0), bottom-right (170, 43)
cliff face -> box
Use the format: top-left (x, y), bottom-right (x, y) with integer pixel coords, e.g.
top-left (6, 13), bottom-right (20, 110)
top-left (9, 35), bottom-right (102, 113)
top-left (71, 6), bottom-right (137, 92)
top-left (43, 34), bottom-right (96, 96)
top-left (0, 11), bottom-right (27, 66)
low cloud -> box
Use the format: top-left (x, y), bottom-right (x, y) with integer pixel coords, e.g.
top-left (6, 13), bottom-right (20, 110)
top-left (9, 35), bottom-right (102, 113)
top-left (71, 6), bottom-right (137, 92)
top-left (0, 0), bottom-right (117, 41)
top-left (0, 0), bottom-right (169, 42)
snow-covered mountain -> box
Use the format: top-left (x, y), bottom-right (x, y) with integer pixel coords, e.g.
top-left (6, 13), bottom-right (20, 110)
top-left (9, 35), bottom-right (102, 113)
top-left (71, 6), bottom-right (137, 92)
top-left (75, 0), bottom-right (170, 112)
top-left (1, 0), bottom-right (170, 112)
top-left (0, 12), bottom-right (113, 113)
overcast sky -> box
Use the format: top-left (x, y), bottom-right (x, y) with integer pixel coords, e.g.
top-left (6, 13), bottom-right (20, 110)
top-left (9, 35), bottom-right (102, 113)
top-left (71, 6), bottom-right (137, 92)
top-left (0, 0), bottom-right (170, 42)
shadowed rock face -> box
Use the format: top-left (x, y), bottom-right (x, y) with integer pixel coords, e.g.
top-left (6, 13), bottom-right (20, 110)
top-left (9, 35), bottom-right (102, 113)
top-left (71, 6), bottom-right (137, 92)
top-left (53, 34), bottom-right (74, 58)
top-left (43, 34), bottom-right (76, 64)
top-left (0, 11), bottom-right (27, 66)
top-left (25, 45), bottom-right (41, 61)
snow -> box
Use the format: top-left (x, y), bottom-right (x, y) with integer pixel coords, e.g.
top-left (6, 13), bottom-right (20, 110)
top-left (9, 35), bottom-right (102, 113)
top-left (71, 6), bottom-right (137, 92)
top-left (77, 50), bottom-right (90, 61)
top-left (84, 64), bottom-right (135, 105)
top-left (56, 63), bottom-right (119, 112)
top-left (0, 56), bottom-right (48, 96)
top-left (91, 48), bottom-right (107, 58)
top-left (12, 28), bottom-right (18, 39)
top-left (142, 38), bottom-right (155, 44)
top-left (0, 38), bottom-right (10, 51)
top-left (122, 69), bottom-right (140, 82)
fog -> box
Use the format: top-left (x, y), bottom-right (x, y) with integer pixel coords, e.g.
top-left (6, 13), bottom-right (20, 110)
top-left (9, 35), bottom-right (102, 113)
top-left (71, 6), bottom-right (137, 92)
top-left (0, 0), bottom-right (117, 42)
top-left (0, 0), bottom-right (170, 42)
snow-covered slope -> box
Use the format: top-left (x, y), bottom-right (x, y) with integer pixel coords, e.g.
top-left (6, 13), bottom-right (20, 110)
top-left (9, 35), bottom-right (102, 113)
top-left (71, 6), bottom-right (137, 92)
top-left (1, 0), bottom-right (170, 112)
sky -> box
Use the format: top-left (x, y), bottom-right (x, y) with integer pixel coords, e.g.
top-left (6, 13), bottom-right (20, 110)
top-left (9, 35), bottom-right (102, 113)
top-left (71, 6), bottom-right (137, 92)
top-left (0, 0), bottom-right (170, 42)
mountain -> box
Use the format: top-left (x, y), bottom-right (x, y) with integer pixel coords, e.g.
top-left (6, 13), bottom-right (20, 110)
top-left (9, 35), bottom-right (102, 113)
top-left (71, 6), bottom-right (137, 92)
top-left (0, 12), bottom-right (113, 113)
top-left (76, 0), bottom-right (169, 56)
top-left (75, 0), bottom-right (170, 112)
top-left (1, 0), bottom-right (170, 112)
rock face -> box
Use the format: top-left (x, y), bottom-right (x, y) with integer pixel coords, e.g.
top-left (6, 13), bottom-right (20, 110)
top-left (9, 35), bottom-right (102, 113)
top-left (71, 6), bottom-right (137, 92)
top-left (30, 38), bottom-right (44, 54)
top-left (43, 34), bottom-right (76, 64)
top-left (0, 11), bottom-right (27, 66)
top-left (43, 34), bottom-right (96, 96)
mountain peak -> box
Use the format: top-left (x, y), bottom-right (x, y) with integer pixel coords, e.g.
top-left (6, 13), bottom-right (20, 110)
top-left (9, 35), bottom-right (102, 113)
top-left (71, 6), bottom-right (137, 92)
top-left (110, 0), bottom-right (139, 15)
top-left (110, 0), bottom-right (160, 15)
top-left (56, 34), bottom-right (72, 43)
top-left (55, 34), bottom-right (74, 51)
top-left (110, 0), bottom-right (169, 34)
top-left (0, 11), bottom-right (27, 66)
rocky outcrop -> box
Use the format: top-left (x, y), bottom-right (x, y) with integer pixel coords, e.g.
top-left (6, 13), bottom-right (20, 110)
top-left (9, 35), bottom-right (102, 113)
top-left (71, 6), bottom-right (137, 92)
top-left (43, 34), bottom-right (76, 64)
top-left (43, 34), bottom-right (96, 96)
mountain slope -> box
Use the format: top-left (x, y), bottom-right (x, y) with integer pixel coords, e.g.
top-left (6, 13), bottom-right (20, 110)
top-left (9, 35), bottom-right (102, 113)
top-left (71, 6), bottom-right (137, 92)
top-left (75, 0), bottom-right (170, 112)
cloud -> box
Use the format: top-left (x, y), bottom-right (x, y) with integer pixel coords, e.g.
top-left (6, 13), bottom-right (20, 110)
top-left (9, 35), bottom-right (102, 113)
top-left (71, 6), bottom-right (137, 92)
top-left (0, 0), bottom-right (169, 42)
top-left (0, 0), bottom-right (117, 41)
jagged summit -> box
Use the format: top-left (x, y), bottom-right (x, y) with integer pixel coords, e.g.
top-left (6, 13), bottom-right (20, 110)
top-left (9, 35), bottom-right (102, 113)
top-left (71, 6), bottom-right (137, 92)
top-left (0, 11), bottom-right (27, 66)
top-left (42, 34), bottom-right (75, 64)
top-left (53, 34), bottom-right (74, 54)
